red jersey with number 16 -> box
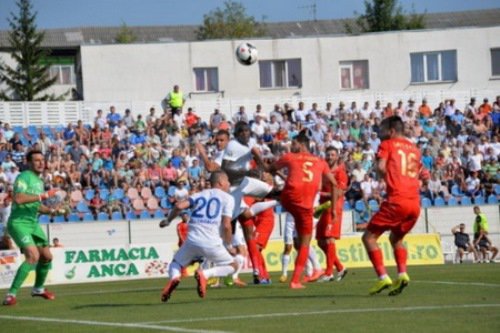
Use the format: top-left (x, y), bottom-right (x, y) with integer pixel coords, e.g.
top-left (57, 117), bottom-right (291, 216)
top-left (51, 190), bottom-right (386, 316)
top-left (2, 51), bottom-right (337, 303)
top-left (377, 137), bottom-right (421, 201)
top-left (275, 152), bottom-right (329, 209)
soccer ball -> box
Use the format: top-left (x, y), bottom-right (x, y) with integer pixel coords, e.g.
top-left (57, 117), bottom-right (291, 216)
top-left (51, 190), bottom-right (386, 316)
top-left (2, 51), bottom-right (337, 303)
top-left (235, 42), bottom-right (258, 65)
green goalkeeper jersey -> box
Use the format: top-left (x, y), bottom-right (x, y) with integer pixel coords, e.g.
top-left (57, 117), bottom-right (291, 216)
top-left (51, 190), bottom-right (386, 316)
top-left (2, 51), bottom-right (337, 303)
top-left (8, 170), bottom-right (44, 225)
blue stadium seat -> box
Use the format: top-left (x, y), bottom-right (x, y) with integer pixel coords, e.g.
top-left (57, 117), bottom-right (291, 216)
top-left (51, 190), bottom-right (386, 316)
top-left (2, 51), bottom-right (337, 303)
top-left (99, 189), bottom-right (110, 201)
top-left (76, 201), bottom-right (90, 213)
top-left (487, 195), bottom-right (498, 204)
top-left (434, 197), bottom-right (445, 207)
top-left (494, 184), bottom-right (500, 195)
top-left (12, 125), bottom-right (23, 133)
top-left (447, 196), bottom-right (458, 206)
top-left (354, 200), bottom-right (366, 212)
top-left (474, 196), bottom-right (485, 205)
top-left (421, 197), bottom-right (432, 208)
top-left (111, 211), bottom-right (123, 220)
top-left (39, 214), bottom-right (50, 224)
top-left (111, 188), bottom-right (125, 201)
top-left (97, 212), bottom-right (109, 221)
top-left (153, 209), bottom-right (165, 219)
top-left (68, 213), bottom-right (80, 222)
top-left (139, 210), bottom-right (152, 220)
top-left (461, 196), bottom-right (472, 206)
top-left (84, 189), bottom-right (95, 201)
top-left (126, 211), bottom-right (138, 220)
top-left (82, 213), bottom-right (94, 221)
top-left (53, 215), bottom-right (66, 223)
top-left (160, 197), bottom-right (172, 210)
top-left (154, 186), bottom-right (166, 199)
top-left (451, 185), bottom-right (463, 197)
top-left (343, 201), bottom-right (351, 210)
top-left (368, 199), bottom-right (379, 212)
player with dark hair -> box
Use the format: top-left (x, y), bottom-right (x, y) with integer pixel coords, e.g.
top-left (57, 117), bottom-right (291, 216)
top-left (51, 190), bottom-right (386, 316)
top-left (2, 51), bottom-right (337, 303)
top-left (315, 146), bottom-right (349, 282)
top-left (361, 116), bottom-right (422, 296)
top-left (3, 150), bottom-right (61, 306)
top-left (267, 130), bottom-right (337, 289)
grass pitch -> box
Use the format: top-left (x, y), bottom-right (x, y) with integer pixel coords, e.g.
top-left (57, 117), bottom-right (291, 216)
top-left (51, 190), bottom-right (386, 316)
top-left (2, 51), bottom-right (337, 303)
top-left (0, 264), bottom-right (499, 333)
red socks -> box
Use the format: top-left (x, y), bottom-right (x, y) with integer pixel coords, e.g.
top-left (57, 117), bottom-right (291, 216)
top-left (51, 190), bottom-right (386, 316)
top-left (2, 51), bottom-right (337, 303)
top-left (368, 248), bottom-right (387, 277)
top-left (394, 247), bottom-right (407, 274)
top-left (291, 245), bottom-right (309, 284)
top-left (330, 243), bottom-right (344, 273)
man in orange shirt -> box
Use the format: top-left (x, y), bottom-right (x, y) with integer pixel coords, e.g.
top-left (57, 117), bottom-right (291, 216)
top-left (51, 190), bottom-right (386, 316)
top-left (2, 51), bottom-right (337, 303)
top-left (177, 211), bottom-right (189, 277)
top-left (267, 130), bottom-right (337, 289)
top-left (362, 116), bottom-right (422, 296)
top-left (316, 147), bottom-right (348, 282)
top-left (418, 99), bottom-right (432, 118)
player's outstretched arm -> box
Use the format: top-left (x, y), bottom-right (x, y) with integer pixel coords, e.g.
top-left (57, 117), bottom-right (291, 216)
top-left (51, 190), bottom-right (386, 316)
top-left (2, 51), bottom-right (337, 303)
top-left (195, 141), bottom-right (220, 173)
top-left (161, 199), bottom-right (190, 228)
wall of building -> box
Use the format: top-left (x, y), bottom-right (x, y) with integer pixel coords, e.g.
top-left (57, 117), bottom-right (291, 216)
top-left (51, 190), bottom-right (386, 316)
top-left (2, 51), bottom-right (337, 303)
top-left (80, 26), bottom-right (500, 103)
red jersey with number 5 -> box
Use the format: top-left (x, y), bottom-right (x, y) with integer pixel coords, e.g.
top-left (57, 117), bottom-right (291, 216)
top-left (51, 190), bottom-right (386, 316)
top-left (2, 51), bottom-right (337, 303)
top-left (377, 137), bottom-right (421, 201)
top-left (275, 152), bottom-right (329, 209)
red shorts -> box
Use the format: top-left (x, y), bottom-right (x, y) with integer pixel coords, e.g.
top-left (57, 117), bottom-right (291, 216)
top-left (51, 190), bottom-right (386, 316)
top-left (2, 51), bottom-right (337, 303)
top-left (367, 199), bottom-right (420, 237)
top-left (316, 198), bottom-right (344, 240)
top-left (282, 201), bottom-right (313, 236)
top-left (254, 214), bottom-right (274, 249)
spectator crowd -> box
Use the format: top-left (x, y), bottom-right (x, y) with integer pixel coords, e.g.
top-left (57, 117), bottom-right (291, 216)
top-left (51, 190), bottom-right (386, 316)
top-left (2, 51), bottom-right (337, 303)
top-left (0, 94), bottom-right (499, 227)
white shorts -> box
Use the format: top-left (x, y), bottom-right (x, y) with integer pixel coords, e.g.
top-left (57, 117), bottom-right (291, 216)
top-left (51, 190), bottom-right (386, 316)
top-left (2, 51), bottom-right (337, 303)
top-left (232, 222), bottom-right (246, 247)
top-left (230, 176), bottom-right (273, 219)
top-left (173, 240), bottom-right (234, 267)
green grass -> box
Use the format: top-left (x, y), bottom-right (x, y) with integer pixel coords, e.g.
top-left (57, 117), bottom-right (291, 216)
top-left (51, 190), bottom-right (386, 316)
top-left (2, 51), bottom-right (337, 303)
top-left (1, 264), bottom-right (499, 333)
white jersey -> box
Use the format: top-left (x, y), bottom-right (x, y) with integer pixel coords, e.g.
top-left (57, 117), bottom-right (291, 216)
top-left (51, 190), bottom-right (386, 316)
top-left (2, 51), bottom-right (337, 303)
top-left (223, 139), bottom-right (253, 170)
top-left (186, 188), bottom-right (235, 246)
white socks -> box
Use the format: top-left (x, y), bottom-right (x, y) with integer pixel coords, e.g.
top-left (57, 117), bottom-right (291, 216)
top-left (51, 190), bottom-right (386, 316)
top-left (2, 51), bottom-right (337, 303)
top-left (308, 246), bottom-right (321, 270)
top-left (168, 261), bottom-right (182, 280)
top-left (204, 265), bottom-right (236, 279)
top-left (281, 254), bottom-right (290, 276)
top-left (232, 254), bottom-right (245, 279)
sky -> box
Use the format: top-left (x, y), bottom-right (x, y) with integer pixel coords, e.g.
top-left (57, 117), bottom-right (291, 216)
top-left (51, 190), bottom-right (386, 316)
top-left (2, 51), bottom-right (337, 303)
top-left (0, 0), bottom-right (499, 30)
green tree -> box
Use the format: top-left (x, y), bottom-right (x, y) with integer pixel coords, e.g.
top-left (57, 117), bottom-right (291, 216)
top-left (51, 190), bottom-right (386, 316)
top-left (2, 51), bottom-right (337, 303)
top-left (0, 0), bottom-right (66, 101)
top-left (115, 22), bottom-right (137, 44)
top-left (196, 0), bottom-right (266, 40)
top-left (345, 0), bottom-right (425, 34)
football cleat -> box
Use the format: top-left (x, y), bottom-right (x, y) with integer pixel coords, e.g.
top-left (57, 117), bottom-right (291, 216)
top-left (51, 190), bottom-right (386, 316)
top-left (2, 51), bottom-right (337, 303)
top-left (161, 278), bottom-right (180, 303)
top-left (233, 278), bottom-right (247, 287)
top-left (313, 201), bottom-right (332, 219)
top-left (223, 276), bottom-right (234, 287)
top-left (336, 269), bottom-right (348, 282)
top-left (388, 273), bottom-right (410, 296)
top-left (31, 289), bottom-right (55, 300)
top-left (195, 269), bottom-right (207, 298)
top-left (317, 274), bottom-right (334, 282)
top-left (369, 276), bottom-right (393, 295)
top-left (303, 269), bottom-right (324, 283)
top-left (3, 294), bottom-right (16, 306)
top-left (289, 282), bottom-right (306, 289)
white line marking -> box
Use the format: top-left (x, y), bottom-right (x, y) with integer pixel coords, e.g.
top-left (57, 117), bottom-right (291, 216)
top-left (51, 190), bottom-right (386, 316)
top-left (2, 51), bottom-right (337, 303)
top-left (0, 315), bottom-right (231, 333)
top-left (142, 303), bottom-right (500, 324)
top-left (416, 280), bottom-right (500, 287)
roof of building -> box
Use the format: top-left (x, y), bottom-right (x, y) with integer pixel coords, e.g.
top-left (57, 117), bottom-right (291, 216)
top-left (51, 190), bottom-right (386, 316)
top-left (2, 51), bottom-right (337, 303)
top-left (1, 8), bottom-right (499, 49)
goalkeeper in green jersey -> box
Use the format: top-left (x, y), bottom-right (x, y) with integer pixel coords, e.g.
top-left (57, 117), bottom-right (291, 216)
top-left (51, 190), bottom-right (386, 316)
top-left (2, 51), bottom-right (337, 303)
top-left (3, 150), bottom-right (62, 306)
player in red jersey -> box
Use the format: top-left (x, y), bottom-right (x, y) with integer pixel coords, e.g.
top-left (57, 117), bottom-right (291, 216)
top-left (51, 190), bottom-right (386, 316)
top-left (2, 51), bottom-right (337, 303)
top-left (316, 147), bottom-right (348, 282)
top-left (267, 130), bottom-right (337, 289)
top-left (177, 212), bottom-right (189, 277)
top-left (361, 116), bottom-right (422, 296)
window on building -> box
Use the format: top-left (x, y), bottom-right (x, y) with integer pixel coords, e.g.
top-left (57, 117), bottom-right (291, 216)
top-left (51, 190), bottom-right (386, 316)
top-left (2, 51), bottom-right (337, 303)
top-left (193, 67), bottom-right (219, 92)
top-left (491, 48), bottom-right (500, 77)
top-left (259, 59), bottom-right (302, 89)
top-left (410, 50), bottom-right (457, 83)
top-left (339, 60), bottom-right (369, 89)
top-left (48, 65), bottom-right (75, 85)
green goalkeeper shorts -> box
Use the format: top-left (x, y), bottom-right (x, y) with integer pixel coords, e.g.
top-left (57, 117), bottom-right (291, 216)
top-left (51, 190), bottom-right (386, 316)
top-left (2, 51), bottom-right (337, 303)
top-left (7, 222), bottom-right (49, 249)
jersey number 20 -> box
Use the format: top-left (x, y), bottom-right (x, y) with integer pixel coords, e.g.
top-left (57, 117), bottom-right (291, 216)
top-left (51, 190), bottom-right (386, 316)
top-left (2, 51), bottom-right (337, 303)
top-left (192, 197), bottom-right (221, 219)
